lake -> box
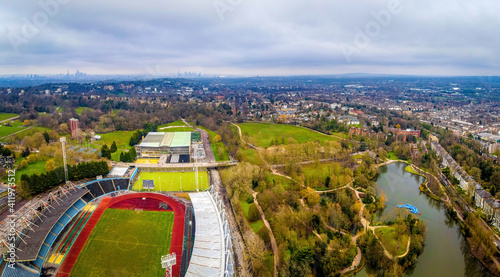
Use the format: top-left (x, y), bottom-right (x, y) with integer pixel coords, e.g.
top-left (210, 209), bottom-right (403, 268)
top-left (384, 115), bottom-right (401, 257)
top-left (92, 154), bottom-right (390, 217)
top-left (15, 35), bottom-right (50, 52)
top-left (355, 162), bottom-right (489, 277)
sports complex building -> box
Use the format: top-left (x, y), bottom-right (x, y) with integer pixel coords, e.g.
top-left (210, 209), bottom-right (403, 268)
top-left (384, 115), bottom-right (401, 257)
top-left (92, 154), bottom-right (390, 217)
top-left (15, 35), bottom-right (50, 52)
top-left (136, 132), bottom-right (193, 160)
top-left (0, 165), bottom-right (234, 277)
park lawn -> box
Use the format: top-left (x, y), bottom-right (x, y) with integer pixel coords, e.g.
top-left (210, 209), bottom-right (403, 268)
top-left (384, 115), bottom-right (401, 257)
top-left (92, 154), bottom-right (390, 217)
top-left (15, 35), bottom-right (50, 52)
top-left (237, 148), bottom-right (262, 165)
top-left (250, 219), bottom-right (264, 233)
top-left (300, 162), bottom-right (349, 189)
top-left (0, 113), bottom-right (19, 121)
top-left (159, 127), bottom-right (194, 132)
top-left (3, 161), bottom-right (47, 184)
top-left (375, 226), bottom-right (409, 257)
top-left (111, 150), bottom-right (125, 162)
top-left (240, 201), bottom-right (251, 218)
top-left (8, 126), bottom-right (52, 141)
top-left (0, 121), bottom-right (26, 138)
top-left (158, 120), bottom-right (194, 132)
top-left (331, 132), bottom-right (349, 139)
top-left (158, 120), bottom-right (190, 128)
top-left (74, 107), bottom-right (95, 115)
top-left (265, 174), bottom-right (295, 190)
top-left (132, 171), bottom-right (209, 192)
top-left (405, 165), bottom-right (417, 174)
top-left (238, 123), bottom-right (338, 148)
top-left (388, 151), bottom-right (398, 160)
top-left (240, 201), bottom-right (265, 233)
top-left (198, 127), bottom-right (229, 161)
top-left (94, 131), bottom-right (135, 150)
top-left (70, 209), bottom-right (174, 277)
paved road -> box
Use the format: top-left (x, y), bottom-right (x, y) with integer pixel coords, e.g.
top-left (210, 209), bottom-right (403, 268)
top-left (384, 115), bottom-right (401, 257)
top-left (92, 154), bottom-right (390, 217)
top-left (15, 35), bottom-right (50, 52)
top-left (0, 116), bottom-right (19, 124)
top-left (0, 126), bottom-right (32, 140)
top-left (112, 161), bottom-right (237, 168)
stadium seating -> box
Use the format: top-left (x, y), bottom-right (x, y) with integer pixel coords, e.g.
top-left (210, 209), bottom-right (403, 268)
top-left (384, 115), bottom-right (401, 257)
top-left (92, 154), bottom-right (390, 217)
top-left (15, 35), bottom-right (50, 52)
top-left (30, 198), bottom-right (88, 273)
top-left (1, 265), bottom-right (38, 277)
top-left (81, 192), bottom-right (95, 203)
top-left (99, 180), bottom-right (115, 194)
top-left (114, 179), bottom-right (129, 191)
top-left (85, 182), bottom-right (105, 199)
top-left (179, 155), bottom-right (190, 163)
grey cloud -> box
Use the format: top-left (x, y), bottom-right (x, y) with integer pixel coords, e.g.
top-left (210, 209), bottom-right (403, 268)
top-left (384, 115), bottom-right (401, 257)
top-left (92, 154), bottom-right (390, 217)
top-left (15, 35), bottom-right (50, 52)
top-left (0, 0), bottom-right (499, 75)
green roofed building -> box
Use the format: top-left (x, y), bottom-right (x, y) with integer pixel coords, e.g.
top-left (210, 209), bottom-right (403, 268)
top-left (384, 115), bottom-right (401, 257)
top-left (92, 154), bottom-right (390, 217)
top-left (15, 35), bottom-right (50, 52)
top-left (136, 132), bottom-right (192, 158)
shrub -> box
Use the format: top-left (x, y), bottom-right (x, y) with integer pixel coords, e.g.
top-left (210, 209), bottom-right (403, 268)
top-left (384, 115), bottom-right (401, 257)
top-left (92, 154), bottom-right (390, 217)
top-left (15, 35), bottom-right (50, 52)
top-left (248, 203), bottom-right (260, 222)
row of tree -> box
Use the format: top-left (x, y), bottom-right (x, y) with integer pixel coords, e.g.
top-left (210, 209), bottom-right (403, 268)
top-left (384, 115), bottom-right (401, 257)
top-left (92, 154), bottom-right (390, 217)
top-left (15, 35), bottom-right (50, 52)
top-left (120, 147), bottom-right (137, 162)
top-left (100, 141), bottom-right (117, 159)
top-left (19, 161), bottom-right (109, 197)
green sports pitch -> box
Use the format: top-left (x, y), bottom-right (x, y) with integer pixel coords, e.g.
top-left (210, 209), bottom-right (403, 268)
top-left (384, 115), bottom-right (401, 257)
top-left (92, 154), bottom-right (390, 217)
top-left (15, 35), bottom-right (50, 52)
top-left (70, 209), bottom-right (174, 277)
top-left (132, 171), bottom-right (209, 192)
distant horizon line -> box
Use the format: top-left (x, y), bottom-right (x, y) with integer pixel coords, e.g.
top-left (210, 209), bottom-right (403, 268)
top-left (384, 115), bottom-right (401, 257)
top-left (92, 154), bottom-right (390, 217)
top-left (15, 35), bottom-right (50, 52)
top-left (1, 72), bottom-right (499, 78)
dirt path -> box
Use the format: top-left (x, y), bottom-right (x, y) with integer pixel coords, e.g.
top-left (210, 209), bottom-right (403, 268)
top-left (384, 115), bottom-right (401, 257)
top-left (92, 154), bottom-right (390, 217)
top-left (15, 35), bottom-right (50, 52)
top-left (252, 190), bottom-right (279, 277)
top-left (233, 122), bottom-right (411, 273)
top-left (181, 118), bottom-right (194, 128)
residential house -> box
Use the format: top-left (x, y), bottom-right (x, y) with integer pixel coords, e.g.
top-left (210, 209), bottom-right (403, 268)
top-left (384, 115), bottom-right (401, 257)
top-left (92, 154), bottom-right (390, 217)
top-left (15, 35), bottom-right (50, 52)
top-left (475, 188), bottom-right (492, 209)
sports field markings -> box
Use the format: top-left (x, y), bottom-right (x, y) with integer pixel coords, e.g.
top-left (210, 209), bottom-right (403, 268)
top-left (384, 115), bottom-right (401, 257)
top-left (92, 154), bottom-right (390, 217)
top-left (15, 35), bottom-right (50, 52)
top-left (169, 172), bottom-right (174, 191)
top-left (93, 237), bottom-right (160, 248)
top-left (70, 209), bottom-right (175, 277)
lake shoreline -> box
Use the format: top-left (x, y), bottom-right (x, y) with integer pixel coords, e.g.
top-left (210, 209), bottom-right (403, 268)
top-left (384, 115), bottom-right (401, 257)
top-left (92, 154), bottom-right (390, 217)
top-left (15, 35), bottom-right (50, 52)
top-left (361, 162), bottom-right (491, 277)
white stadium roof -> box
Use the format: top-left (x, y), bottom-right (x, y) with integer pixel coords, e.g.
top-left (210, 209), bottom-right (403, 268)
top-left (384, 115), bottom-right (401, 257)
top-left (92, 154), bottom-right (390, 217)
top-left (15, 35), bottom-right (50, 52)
top-left (187, 191), bottom-right (230, 277)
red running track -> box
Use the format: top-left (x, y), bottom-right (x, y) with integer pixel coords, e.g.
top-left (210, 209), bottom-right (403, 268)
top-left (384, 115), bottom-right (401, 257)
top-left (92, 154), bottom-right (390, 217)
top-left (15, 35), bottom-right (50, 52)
top-left (56, 193), bottom-right (186, 277)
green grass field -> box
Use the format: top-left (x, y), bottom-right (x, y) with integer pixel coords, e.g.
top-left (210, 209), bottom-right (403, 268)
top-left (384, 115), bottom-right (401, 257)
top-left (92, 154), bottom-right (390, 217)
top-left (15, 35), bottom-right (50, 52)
top-left (133, 171), bottom-right (209, 191)
top-left (299, 162), bottom-right (350, 189)
top-left (75, 107), bottom-right (95, 115)
top-left (405, 165), bottom-right (417, 174)
top-left (238, 123), bottom-right (338, 148)
top-left (240, 201), bottom-right (264, 233)
top-left (160, 127), bottom-right (195, 132)
top-left (198, 127), bottom-right (229, 161)
top-left (236, 148), bottom-right (262, 165)
top-left (374, 226), bottom-right (409, 257)
top-left (0, 121), bottom-right (26, 138)
top-left (388, 151), bottom-right (398, 160)
top-left (70, 209), bottom-right (174, 277)
top-left (1, 161), bottom-right (47, 184)
top-left (94, 131), bottom-right (135, 150)
top-left (0, 113), bottom-right (19, 122)
top-left (8, 126), bottom-right (52, 142)
top-left (158, 120), bottom-right (190, 128)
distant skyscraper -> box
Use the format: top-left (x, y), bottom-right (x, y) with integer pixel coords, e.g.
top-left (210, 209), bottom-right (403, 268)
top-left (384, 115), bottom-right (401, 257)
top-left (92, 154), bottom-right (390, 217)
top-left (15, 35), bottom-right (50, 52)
top-left (69, 118), bottom-right (80, 139)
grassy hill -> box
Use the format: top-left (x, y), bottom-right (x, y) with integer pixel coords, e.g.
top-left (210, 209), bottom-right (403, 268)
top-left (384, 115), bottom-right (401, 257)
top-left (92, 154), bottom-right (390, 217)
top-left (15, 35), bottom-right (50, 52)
top-left (238, 122), bottom-right (338, 148)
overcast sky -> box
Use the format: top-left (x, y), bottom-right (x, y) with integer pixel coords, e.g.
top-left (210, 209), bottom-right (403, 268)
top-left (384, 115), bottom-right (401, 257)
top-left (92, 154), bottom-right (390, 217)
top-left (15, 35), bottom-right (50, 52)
top-left (1, 0), bottom-right (499, 76)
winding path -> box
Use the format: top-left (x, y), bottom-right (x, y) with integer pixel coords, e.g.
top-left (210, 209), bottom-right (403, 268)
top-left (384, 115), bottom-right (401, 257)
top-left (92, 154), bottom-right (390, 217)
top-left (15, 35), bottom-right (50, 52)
top-left (232, 122), bottom-right (412, 274)
top-left (251, 190), bottom-right (279, 277)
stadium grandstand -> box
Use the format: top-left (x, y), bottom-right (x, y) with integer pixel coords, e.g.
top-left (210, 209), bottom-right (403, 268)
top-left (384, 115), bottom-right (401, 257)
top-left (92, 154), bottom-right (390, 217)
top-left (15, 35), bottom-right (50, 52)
top-left (135, 132), bottom-right (192, 159)
top-left (0, 178), bottom-right (128, 277)
top-left (107, 166), bottom-right (131, 178)
top-left (186, 190), bottom-right (234, 276)
top-left (1, 165), bottom-right (234, 277)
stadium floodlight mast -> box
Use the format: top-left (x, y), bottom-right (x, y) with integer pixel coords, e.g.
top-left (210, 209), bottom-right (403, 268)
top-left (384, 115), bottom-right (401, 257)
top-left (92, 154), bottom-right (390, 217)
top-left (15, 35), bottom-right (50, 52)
top-left (60, 137), bottom-right (69, 184)
top-left (161, 252), bottom-right (176, 277)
